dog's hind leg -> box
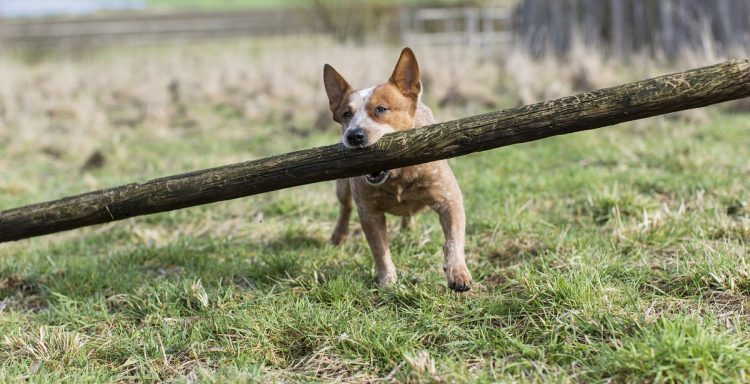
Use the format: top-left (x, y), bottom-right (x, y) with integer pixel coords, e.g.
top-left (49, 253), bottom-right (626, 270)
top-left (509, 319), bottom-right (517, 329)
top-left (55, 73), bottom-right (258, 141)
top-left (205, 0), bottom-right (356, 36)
top-left (331, 179), bottom-right (352, 245)
top-left (400, 216), bottom-right (414, 232)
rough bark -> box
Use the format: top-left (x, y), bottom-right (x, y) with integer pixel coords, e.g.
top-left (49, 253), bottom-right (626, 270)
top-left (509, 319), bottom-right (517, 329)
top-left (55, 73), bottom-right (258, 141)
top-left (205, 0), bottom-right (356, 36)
top-left (2, 60), bottom-right (750, 242)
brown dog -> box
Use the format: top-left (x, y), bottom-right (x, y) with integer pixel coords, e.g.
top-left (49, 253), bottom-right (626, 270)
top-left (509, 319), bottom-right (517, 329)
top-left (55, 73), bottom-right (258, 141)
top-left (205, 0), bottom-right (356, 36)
top-left (323, 48), bottom-right (472, 291)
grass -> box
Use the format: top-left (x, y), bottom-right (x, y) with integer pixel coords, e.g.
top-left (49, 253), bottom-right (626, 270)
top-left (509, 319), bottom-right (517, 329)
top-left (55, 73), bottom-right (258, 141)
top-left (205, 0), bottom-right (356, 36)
top-left (148, 0), bottom-right (294, 10)
top-left (1, 41), bottom-right (749, 382)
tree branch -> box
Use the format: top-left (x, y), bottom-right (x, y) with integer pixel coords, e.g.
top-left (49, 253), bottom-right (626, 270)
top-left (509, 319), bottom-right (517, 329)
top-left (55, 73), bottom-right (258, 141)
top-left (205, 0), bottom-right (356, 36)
top-left (1, 59), bottom-right (749, 242)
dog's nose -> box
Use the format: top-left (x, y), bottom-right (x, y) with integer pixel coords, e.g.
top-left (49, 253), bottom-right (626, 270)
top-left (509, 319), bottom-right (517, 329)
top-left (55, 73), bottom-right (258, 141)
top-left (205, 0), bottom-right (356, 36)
top-left (346, 128), bottom-right (366, 146)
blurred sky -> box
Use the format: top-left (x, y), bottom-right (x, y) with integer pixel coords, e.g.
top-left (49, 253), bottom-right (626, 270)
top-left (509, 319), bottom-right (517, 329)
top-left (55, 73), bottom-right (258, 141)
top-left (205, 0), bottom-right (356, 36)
top-left (0, 0), bottom-right (145, 17)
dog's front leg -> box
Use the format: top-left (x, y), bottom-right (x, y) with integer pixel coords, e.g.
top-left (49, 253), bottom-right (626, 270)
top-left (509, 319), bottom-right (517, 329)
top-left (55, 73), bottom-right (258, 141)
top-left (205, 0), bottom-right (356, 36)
top-left (331, 179), bottom-right (352, 245)
top-left (435, 198), bottom-right (473, 292)
top-left (359, 210), bottom-right (397, 287)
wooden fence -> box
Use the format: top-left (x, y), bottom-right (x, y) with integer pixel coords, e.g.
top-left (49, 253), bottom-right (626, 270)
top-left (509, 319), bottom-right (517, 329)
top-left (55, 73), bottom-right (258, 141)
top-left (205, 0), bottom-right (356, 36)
top-left (0, 6), bottom-right (513, 48)
top-left (399, 7), bottom-right (512, 47)
top-left (0, 9), bottom-right (325, 46)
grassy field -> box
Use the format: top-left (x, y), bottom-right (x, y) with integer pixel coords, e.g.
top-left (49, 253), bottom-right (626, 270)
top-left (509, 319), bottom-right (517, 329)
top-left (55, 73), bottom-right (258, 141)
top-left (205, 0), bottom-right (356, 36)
top-left (147, 0), bottom-right (293, 10)
top-left (0, 41), bottom-right (749, 382)
top-left (146, 0), bottom-right (452, 10)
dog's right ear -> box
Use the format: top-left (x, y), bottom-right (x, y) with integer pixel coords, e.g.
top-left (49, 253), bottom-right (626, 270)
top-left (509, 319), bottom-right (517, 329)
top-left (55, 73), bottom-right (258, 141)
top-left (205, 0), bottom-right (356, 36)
top-left (389, 47), bottom-right (421, 99)
top-left (324, 64), bottom-right (352, 120)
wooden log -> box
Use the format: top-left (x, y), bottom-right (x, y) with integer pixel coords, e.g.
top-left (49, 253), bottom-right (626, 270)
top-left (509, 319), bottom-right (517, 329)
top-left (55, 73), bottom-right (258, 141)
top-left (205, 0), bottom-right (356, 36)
top-left (1, 60), bottom-right (750, 243)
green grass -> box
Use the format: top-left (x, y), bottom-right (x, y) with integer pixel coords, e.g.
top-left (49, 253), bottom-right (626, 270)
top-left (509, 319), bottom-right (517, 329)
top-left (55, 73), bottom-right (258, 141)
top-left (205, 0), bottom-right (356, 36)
top-left (148, 0), bottom-right (294, 10)
top-left (1, 67), bottom-right (750, 381)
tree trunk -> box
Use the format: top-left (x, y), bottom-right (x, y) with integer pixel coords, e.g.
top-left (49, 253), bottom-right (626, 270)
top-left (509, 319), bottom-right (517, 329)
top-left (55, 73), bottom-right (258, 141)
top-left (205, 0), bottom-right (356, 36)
top-left (1, 60), bottom-right (749, 243)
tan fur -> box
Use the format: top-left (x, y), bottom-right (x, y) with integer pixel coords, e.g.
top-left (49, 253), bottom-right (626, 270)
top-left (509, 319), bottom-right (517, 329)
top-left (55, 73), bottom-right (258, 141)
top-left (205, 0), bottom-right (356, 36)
top-left (324, 48), bottom-right (472, 291)
top-left (366, 83), bottom-right (416, 130)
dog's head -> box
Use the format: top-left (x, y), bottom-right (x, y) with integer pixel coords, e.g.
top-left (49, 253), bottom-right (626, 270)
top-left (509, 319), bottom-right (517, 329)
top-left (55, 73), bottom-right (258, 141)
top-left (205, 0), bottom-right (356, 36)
top-left (323, 47), bottom-right (422, 150)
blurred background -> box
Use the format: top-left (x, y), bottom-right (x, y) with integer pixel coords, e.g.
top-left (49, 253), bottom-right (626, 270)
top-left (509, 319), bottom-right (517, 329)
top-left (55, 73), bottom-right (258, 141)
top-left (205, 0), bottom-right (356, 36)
top-left (1, 0), bottom-right (749, 208)
top-left (3, 3), bottom-right (750, 382)
top-left (2, 0), bottom-right (749, 55)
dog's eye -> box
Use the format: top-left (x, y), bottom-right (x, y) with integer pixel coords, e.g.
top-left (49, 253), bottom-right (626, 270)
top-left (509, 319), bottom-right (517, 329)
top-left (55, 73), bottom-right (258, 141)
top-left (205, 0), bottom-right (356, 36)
top-left (342, 111), bottom-right (353, 119)
top-left (375, 106), bottom-right (388, 114)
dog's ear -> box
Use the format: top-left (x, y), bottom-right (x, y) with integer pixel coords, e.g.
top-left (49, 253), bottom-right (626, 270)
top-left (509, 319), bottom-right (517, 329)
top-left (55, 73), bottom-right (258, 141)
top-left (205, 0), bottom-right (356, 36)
top-left (389, 47), bottom-right (421, 99)
top-left (324, 64), bottom-right (352, 116)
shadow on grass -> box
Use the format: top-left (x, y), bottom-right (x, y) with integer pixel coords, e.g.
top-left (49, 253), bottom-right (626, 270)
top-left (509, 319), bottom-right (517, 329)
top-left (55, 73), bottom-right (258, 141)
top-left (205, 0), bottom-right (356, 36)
top-left (0, 272), bottom-right (48, 311)
top-left (0, 228), bottom-right (365, 310)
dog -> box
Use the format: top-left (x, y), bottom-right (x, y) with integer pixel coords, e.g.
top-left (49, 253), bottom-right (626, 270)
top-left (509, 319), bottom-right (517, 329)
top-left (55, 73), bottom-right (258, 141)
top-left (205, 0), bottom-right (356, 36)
top-left (323, 47), bottom-right (473, 291)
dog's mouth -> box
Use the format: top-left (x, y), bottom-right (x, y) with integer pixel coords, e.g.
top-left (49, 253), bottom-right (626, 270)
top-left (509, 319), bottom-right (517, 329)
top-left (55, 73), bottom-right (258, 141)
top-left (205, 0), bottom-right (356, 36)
top-left (365, 170), bottom-right (389, 185)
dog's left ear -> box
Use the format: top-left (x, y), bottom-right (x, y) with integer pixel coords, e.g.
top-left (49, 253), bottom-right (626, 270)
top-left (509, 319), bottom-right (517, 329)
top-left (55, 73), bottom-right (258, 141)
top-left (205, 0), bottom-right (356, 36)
top-left (389, 47), bottom-right (421, 99)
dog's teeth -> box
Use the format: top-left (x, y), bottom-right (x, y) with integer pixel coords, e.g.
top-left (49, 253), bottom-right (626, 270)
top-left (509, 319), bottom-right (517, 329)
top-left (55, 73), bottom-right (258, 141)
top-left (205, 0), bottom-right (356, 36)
top-left (365, 170), bottom-right (389, 185)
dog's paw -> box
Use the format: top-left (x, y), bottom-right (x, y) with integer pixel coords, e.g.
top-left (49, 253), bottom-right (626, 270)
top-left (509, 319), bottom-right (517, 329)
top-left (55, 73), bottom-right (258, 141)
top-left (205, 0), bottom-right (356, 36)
top-left (377, 270), bottom-right (398, 288)
top-left (330, 231), bottom-right (347, 245)
top-left (400, 216), bottom-right (414, 232)
top-left (445, 264), bottom-right (472, 292)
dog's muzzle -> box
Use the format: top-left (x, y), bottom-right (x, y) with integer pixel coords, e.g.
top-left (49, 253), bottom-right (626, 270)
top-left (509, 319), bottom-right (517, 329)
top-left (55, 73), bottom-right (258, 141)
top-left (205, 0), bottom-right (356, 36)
top-left (365, 170), bottom-right (389, 185)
